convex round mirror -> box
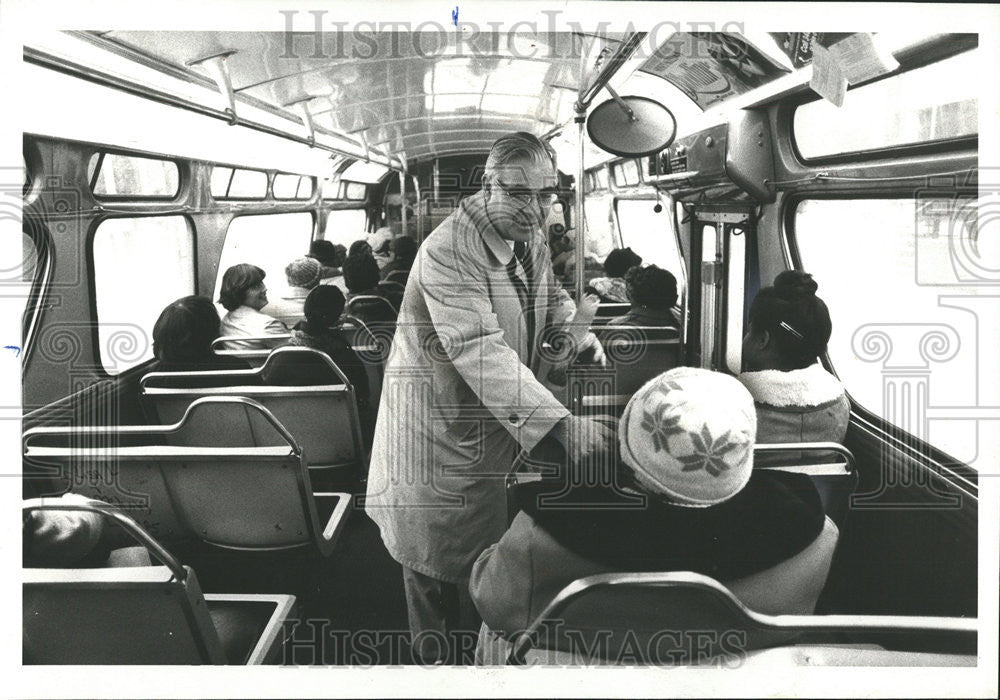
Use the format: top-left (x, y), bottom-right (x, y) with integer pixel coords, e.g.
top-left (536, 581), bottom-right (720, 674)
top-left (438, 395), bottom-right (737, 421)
top-left (587, 95), bottom-right (677, 158)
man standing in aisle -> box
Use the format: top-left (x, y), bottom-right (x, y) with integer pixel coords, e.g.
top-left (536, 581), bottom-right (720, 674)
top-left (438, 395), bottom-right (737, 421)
top-left (364, 132), bottom-right (611, 664)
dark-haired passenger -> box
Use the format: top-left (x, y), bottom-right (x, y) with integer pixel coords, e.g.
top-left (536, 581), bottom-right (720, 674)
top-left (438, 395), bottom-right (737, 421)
top-left (380, 235), bottom-right (417, 285)
top-left (151, 295), bottom-right (249, 372)
top-left (217, 263), bottom-right (289, 349)
top-left (289, 285), bottom-right (374, 443)
top-left (587, 247), bottom-right (643, 303)
top-left (342, 253), bottom-right (397, 325)
top-left (737, 271), bottom-right (849, 449)
top-left (607, 264), bottom-right (680, 329)
top-left (309, 239), bottom-right (347, 282)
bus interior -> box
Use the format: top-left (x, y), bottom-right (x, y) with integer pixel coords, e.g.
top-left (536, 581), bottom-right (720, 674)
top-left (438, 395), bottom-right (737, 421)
top-left (11, 17), bottom-right (995, 681)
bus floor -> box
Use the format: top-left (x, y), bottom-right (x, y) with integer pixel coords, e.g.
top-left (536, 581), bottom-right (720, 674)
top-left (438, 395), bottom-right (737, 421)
top-left (178, 508), bottom-right (417, 665)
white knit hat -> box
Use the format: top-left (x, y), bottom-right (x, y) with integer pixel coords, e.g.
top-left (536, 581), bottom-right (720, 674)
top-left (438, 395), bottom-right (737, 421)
top-left (619, 367), bottom-right (756, 507)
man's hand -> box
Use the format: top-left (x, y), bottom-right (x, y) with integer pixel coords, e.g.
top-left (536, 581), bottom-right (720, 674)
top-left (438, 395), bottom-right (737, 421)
top-left (552, 414), bottom-right (614, 464)
top-left (577, 332), bottom-right (607, 367)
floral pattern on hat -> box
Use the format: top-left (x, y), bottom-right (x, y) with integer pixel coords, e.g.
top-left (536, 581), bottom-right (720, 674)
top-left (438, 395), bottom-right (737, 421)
top-left (677, 425), bottom-right (744, 477)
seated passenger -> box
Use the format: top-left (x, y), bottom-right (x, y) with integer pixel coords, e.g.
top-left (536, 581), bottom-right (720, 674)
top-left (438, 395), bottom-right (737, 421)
top-left (288, 285), bottom-right (373, 440)
top-left (150, 295), bottom-right (249, 373)
top-left (308, 240), bottom-right (347, 287)
top-left (380, 234), bottom-right (417, 284)
top-left (368, 227), bottom-right (394, 271)
top-left (342, 253), bottom-right (397, 325)
top-left (607, 264), bottom-right (680, 329)
top-left (23, 494), bottom-right (150, 568)
top-left (737, 271), bottom-right (849, 449)
top-left (348, 239), bottom-right (374, 259)
top-left (261, 256), bottom-right (323, 327)
top-left (218, 264), bottom-right (289, 349)
top-left (587, 247), bottom-right (643, 303)
top-left (470, 368), bottom-right (832, 661)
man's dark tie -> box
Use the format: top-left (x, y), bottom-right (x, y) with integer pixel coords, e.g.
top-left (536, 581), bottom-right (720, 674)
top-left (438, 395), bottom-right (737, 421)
top-left (512, 240), bottom-right (536, 362)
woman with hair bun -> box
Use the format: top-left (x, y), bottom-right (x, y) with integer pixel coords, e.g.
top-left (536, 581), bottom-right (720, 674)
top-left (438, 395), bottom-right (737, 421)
top-left (737, 270), bottom-right (850, 448)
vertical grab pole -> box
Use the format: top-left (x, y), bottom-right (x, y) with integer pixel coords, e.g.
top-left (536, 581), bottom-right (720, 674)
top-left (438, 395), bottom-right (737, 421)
top-left (574, 111), bottom-right (587, 303)
top-left (398, 169), bottom-right (408, 238)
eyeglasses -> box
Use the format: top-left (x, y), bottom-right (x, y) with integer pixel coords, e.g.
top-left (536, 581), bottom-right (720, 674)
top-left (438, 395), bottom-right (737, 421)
top-left (494, 180), bottom-right (559, 209)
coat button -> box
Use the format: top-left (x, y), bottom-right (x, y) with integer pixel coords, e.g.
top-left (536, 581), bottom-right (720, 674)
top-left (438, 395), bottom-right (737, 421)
top-left (508, 414), bottom-right (519, 424)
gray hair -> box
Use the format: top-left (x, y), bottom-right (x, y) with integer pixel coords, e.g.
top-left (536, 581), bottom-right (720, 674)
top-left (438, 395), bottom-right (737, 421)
top-left (484, 132), bottom-right (556, 189)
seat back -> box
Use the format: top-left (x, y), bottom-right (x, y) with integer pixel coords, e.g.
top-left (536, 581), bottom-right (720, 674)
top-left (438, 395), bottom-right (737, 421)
top-left (142, 348), bottom-right (366, 473)
top-left (25, 565), bottom-right (224, 664)
top-left (384, 269), bottom-right (409, 285)
top-left (346, 294), bottom-right (397, 321)
top-left (23, 398), bottom-right (332, 553)
top-left (22, 501), bottom-right (225, 664)
top-left (211, 334), bottom-right (292, 368)
top-left (508, 567), bottom-right (975, 666)
top-left (754, 443), bottom-right (859, 527)
top-left (590, 325), bottom-right (682, 397)
top-left (377, 280), bottom-right (405, 310)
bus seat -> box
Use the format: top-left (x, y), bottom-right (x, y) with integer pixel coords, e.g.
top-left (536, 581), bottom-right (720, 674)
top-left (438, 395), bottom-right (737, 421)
top-left (591, 303), bottom-right (632, 324)
top-left (377, 280), bottom-right (405, 310)
top-left (211, 334), bottom-right (292, 368)
top-left (384, 269), bottom-right (409, 285)
top-left (142, 350), bottom-right (368, 487)
top-left (345, 294), bottom-right (397, 323)
top-left (494, 569), bottom-right (975, 666)
top-left (23, 398), bottom-right (354, 556)
top-left (22, 502), bottom-right (296, 664)
top-left (573, 325), bottom-right (683, 414)
top-left (754, 443), bottom-right (859, 528)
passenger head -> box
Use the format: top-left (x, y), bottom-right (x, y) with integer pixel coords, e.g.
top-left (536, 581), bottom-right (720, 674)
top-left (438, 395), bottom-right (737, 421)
top-left (342, 253), bottom-right (381, 293)
top-left (302, 285), bottom-right (346, 332)
top-left (285, 256), bottom-right (323, 290)
top-left (152, 295), bottom-right (221, 362)
top-left (390, 235), bottom-right (417, 264)
top-left (308, 240), bottom-right (342, 268)
top-left (625, 265), bottom-right (678, 309)
top-left (742, 271), bottom-right (832, 372)
top-left (619, 367), bottom-right (756, 506)
top-left (218, 263), bottom-right (267, 311)
top-left (368, 227), bottom-right (393, 258)
top-left (604, 247), bottom-right (643, 278)
top-left (349, 239), bottom-right (373, 259)
top-left (483, 131), bottom-right (558, 241)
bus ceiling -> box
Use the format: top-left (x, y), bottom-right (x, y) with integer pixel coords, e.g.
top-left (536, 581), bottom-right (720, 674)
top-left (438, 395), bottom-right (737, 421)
top-left (23, 29), bottom-right (955, 174)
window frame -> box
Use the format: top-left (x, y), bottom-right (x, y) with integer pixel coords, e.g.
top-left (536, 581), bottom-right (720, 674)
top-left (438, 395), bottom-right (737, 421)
top-left (211, 166), bottom-right (270, 201)
top-left (87, 150), bottom-right (183, 202)
top-left (790, 46), bottom-right (979, 166)
top-left (783, 191), bottom-right (979, 485)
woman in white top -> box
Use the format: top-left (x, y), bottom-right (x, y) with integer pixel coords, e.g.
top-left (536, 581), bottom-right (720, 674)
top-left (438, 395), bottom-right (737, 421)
top-left (218, 263), bottom-right (288, 349)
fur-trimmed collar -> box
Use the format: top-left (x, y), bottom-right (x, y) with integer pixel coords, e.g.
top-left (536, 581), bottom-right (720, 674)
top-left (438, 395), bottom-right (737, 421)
top-left (738, 364), bottom-right (845, 408)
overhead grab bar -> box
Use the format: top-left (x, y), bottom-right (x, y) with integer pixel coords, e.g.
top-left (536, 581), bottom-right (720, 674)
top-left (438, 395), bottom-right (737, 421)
top-left (186, 50), bottom-right (239, 125)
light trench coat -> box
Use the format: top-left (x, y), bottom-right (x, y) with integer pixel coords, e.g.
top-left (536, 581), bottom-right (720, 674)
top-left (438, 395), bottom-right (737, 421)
top-left (364, 191), bottom-right (577, 583)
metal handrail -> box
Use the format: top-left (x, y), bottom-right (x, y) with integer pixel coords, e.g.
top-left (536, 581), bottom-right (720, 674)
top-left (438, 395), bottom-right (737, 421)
top-left (23, 396), bottom-right (302, 455)
top-left (144, 345), bottom-right (352, 390)
top-left (508, 570), bottom-right (976, 665)
top-left (23, 501), bottom-right (187, 581)
top-left (754, 442), bottom-right (856, 472)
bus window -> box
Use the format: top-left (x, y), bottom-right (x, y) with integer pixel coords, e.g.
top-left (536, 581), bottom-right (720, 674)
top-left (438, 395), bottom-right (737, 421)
top-left (92, 216), bottom-right (194, 374)
top-left (614, 198), bottom-right (684, 278)
top-left (88, 153), bottom-right (179, 198)
top-left (226, 169), bottom-right (268, 199)
top-left (273, 174), bottom-right (312, 200)
top-left (794, 49), bottom-right (978, 159)
top-left (583, 194), bottom-right (617, 265)
top-left (323, 210), bottom-right (368, 248)
top-left (794, 197), bottom-right (993, 469)
top-left (213, 212), bottom-right (314, 307)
